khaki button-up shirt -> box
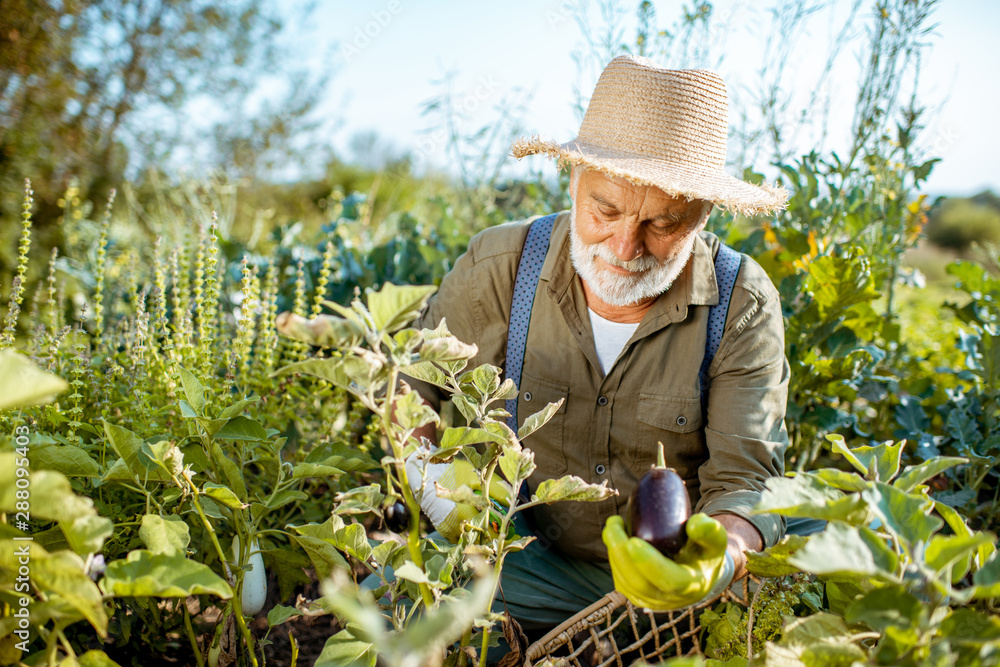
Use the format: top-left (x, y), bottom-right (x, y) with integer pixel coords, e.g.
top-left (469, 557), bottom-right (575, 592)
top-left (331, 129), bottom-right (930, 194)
top-left (408, 211), bottom-right (788, 561)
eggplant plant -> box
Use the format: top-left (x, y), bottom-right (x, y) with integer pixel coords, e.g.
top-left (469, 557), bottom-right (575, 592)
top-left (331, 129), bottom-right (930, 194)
top-left (689, 434), bottom-right (1000, 666)
top-left (273, 283), bottom-right (616, 666)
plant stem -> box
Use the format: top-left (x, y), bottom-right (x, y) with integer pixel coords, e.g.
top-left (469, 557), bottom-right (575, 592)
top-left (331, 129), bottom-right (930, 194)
top-left (381, 367), bottom-right (434, 608)
top-left (190, 492), bottom-right (260, 667)
top-left (184, 605), bottom-right (206, 667)
top-left (458, 629), bottom-right (472, 667)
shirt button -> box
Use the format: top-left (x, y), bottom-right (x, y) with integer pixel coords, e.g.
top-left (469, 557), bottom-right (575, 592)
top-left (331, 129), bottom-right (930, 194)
top-left (523, 392), bottom-right (532, 402)
top-left (597, 396), bottom-right (608, 406)
top-left (676, 415), bottom-right (688, 426)
top-left (595, 464), bottom-right (606, 474)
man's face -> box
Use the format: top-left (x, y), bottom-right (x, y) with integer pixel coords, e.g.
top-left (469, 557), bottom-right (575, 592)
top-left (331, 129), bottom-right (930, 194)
top-left (568, 167), bottom-right (711, 307)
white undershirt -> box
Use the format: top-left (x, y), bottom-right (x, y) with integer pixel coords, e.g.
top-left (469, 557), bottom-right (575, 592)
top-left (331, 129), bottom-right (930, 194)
top-left (587, 308), bottom-right (640, 375)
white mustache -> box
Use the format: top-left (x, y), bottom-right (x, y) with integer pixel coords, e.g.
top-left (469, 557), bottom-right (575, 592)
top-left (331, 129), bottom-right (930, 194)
top-left (588, 243), bottom-right (659, 273)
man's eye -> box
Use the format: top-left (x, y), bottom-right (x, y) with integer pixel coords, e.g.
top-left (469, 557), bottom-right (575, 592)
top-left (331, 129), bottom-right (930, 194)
top-left (653, 218), bottom-right (682, 231)
top-left (598, 207), bottom-right (619, 218)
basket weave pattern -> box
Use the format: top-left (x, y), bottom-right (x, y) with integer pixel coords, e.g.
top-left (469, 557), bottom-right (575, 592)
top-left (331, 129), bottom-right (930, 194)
top-left (524, 576), bottom-right (760, 666)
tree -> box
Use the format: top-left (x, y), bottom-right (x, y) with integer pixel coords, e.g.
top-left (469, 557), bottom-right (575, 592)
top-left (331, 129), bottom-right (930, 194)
top-left (0, 0), bottom-right (327, 245)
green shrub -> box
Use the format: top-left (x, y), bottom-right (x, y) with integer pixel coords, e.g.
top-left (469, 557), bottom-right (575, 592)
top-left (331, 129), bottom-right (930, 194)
top-left (925, 198), bottom-right (1000, 251)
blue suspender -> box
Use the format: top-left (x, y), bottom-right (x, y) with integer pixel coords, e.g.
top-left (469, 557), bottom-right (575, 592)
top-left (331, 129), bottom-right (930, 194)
top-left (502, 213), bottom-right (742, 430)
top-left (699, 243), bottom-right (742, 413)
top-left (504, 214), bottom-right (558, 432)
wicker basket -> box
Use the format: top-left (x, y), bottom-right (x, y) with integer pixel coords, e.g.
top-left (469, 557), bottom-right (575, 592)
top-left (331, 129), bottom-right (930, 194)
top-left (523, 576), bottom-right (760, 666)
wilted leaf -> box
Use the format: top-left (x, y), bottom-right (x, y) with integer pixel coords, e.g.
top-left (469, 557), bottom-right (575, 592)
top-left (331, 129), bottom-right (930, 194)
top-left (418, 336), bottom-right (478, 363)
top-left (499, 447), bottom-right (536, 486)
top-left (392, 390), bottom-right (439, 431)
top-left (276, 311), bottom-right (365, 347)
top-left (434, 483), bottom-right (489, 510)
top-left (517, 400), bottom-right (563, 440)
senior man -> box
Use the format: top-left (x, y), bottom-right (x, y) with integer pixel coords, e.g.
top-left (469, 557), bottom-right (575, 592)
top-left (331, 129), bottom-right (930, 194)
top-left (403, 55), bottom-right (790, 631)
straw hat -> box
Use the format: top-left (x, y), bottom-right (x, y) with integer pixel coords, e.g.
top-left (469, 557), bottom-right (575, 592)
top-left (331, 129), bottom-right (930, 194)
top-left (510, 54), bottom-right (788, 216)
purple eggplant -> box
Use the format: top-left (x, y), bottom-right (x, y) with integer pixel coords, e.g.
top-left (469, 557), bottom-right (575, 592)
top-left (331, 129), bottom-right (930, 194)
top-left (384, 500), bottom-right (411, 533)
top-left (626, 442), bottom-right (691, 558)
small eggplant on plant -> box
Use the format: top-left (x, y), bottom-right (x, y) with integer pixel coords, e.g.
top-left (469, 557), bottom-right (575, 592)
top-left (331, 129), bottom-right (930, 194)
top-left (384, 499), bottom-right (411, 533)
top-left (230, 535), bottom-right (267, 616)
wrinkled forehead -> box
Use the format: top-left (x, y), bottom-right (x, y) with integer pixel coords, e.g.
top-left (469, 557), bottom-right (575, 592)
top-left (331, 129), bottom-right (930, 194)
top-left (575, 167), bottom-right (710, 215)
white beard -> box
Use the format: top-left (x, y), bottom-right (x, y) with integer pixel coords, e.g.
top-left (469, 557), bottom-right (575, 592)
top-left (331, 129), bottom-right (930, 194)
top-left (569, 199), bottom-right (697, 307)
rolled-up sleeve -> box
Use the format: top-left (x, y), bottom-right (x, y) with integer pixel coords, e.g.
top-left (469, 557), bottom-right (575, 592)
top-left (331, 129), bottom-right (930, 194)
top-left (694, 271), bottom-right (789, 549)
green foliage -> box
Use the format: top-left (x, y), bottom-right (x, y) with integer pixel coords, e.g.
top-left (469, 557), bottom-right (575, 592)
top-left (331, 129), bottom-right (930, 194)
top-left (0, 0), bottom-right (325, 248)
top-left (275, 285), bottom-right (615, 665)
top-left (925, 197), bottom-right (1000, 251)
top-left (740, 435), bottom-right (1000, 666)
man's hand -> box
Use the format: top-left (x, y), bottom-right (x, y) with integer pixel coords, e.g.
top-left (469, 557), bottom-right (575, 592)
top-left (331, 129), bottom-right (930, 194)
top-left (602, 513), bottom-right (732, 611)
top-left (711, 513), bottom-right (763, 581)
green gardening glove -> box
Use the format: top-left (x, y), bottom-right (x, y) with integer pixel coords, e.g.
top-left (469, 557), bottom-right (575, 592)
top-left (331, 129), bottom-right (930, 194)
top-left (406, 454), bottom-right (512, 543)
top-left (602, 513), bottom-right (733, 611)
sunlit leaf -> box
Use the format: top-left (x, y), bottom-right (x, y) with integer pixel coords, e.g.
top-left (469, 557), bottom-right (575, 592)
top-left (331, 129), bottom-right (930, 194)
top-left (138, 514), bottom-right (190, 557)
top-left (787, 522), bottom-right (879, 577)
top-left (0, 349), bottom-right (69, 410)
top-left (202, 482), bottom-right (248, 510)
top-left (894, 457), bottom-right (967, 492)
top-left (531, 476), bottom-right (615, 504)
top-left (215, 416), bottom-right (268, 441)
top-left (745, 535), bottom-right (809, 577)
top-left (178, 366), bottom-right (206, 416)
top-left (102, 550), bottom-right (233, 598)
top-left (862, 482), bottom-right (942, 545)
top-left (517, 400), bottom-right (563, 440)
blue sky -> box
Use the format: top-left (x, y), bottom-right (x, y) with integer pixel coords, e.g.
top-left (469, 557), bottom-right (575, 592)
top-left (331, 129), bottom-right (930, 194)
top-left (293, 0), bottom-right (999, 198)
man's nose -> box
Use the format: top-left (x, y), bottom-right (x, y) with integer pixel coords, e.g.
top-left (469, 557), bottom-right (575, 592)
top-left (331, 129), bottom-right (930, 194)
top-left (610, 224), bottom-right (644, 261)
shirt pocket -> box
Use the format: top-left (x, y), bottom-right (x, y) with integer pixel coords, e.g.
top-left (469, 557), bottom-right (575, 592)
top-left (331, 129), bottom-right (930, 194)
top-left (633, 393), bottom-right (706, 482)
top-left (518, 372), bottom-right (569, 477)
